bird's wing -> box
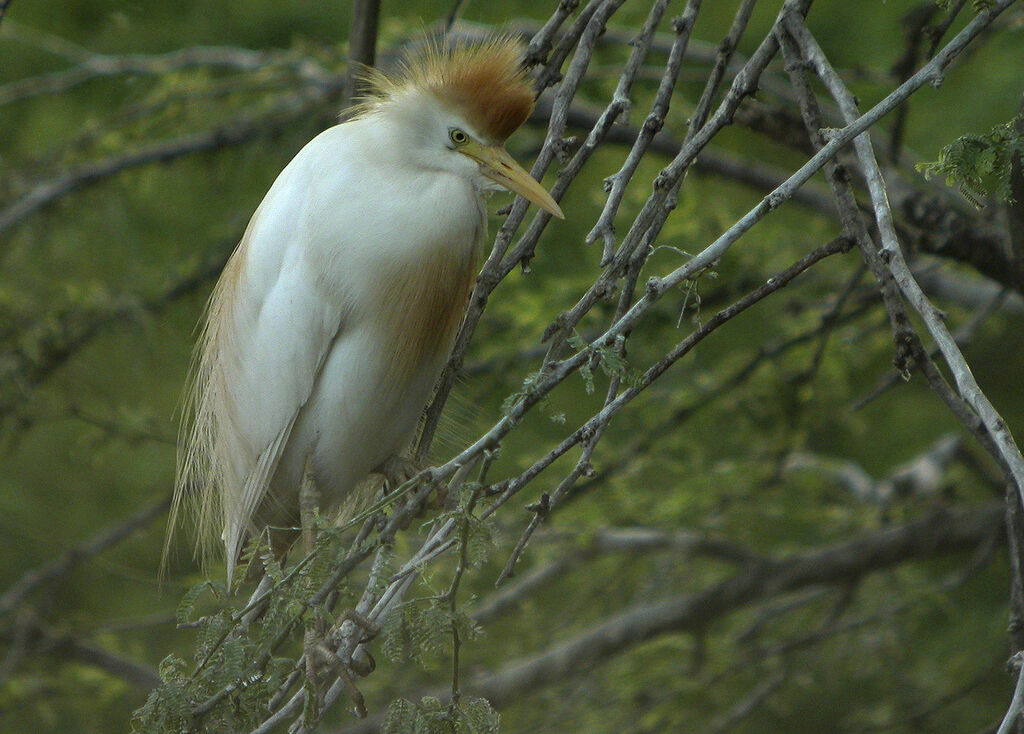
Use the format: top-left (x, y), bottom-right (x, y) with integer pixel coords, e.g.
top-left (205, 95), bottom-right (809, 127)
top-left (222, 229), bottom-right (352, 580)
top-left (175, 143), bottom-right (353, 581)
top-left (223, 411), bottom-right (298, 579)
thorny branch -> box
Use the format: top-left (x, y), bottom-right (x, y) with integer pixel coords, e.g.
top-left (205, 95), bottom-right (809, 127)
top-left (781, 6), bottom-right (1024, 501)
top-left (263, 4), bottom-right (1023, 724)
top-left (334, 503), bottom-right (1005, 734)
top-left (497, 0), bottom-right (772, 579)
top-left (491, 235), bottom-right (854, 582)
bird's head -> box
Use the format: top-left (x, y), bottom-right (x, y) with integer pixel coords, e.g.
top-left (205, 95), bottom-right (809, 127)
top-left (351, 37), bottom-right (564, 219)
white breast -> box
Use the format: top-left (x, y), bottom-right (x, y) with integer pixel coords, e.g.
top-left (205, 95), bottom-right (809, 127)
top-left (225, 118), bottom-right (483, 530)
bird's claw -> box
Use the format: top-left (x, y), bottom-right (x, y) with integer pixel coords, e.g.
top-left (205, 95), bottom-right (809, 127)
top-left (380, 454), bottom-right (456, 515)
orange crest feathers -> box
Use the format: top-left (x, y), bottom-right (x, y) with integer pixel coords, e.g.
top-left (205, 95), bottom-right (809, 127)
top-left (354, 36), bottom-right (535, 142)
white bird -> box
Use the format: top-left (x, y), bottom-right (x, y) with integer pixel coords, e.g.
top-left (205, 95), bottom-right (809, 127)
top-left (168, 37), bottom-right (562, 585)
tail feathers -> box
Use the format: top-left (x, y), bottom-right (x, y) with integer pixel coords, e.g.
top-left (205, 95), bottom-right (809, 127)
top-left (224, 412), bottom-right (298, 586)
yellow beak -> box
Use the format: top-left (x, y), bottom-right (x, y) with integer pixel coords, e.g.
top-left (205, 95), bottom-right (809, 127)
top-left (465, 144), bottom-right (564, 219)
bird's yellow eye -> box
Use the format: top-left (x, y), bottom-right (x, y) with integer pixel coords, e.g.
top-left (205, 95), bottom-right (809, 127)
top-left (449, 128), bottom-right (469, 146)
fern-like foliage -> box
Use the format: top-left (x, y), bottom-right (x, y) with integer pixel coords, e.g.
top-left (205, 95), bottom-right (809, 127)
top-left (383, 695), bottom-right (500, 733)
top-left (133, 577), bottom-right (303, 733)
top-left (132, 528), bottom-right (357, 732)
top-left (917, 114), bottom-right (1024, 205)
top-left (134, 468), bottom-right (500, 730)
top-left (380, 480), bottom-right (497, 730)
top-left (382, 599), bottom-right (457, 667)
top-left (500, 368), bottom-right (565, 423)
top-left (568, 330), bottom-right (641, 394)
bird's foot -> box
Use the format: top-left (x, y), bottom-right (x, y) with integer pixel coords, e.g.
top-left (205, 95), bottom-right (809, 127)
top-left (303, 609), bottom-right (379, 718)
top-left (377, 454), bottom-right (422, 492)
top-left (378, 454), bottom-right (450, 512)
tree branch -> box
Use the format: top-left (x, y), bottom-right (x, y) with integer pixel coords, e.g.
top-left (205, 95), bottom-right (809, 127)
top-left (783, 8), bottom-right (1024, 500)
top-left (0, 44), bottom-right (332, 108)
top-left (0, 496), bottom-right (170, 617)
top-left (0, 617), bottom-right (160, 690)
top-left (0, 242), bottom-right (231, 422)
top-left (334, 504), bottom-right (1003, 733)
top-left (346, 0), bottom-right (381, 104)
top-left (0, 84), bottom-right (342, 240)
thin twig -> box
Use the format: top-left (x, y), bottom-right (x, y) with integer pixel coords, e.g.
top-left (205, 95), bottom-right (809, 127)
top-left (0, 83), bottom-right (342, 239)
top-left (852, 287), bottom-right (1008, 411)
top-left (997, 656), bottom-right (1024, 734)
top-left (484, 236), bottom-right (853, 514)
top-left (335, 504), bottom-right (1004, 734)
top-left (707, 668), bottom-right (787, 734)
top-left (416, 0), bottom-right (625, 462)
top-left (0, 496), bottom-right (170, 616)
top-left (785, 7), bottom-right (1024, 499)
top-left (585, 0), bottom-right (699, 256)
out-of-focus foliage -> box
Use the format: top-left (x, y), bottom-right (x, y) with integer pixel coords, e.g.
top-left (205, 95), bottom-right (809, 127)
top-left (1, 1), bottom-right (1023, 732)
top-left (918, 113), bottom-right (1024, 204)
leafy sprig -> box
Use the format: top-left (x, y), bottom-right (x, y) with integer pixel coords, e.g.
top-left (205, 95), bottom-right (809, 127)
top-left (917, 114), bottom-right (1024, 206)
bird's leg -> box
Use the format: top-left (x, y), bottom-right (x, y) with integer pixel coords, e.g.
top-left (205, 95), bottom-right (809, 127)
top-left (336, 609), bottom-right (379, 676)
top-left (299, 458), bottom-right (320, 556)
top-left (304, 609), bottom-right (380, 718)
top-left (298, 457), bottom-right (379, 718)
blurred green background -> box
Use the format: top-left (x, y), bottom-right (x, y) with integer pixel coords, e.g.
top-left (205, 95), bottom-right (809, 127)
top-left (1, 0), bottom-right (1022, 731)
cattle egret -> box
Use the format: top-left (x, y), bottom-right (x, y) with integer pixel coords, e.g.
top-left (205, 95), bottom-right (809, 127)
top-left (169, 37), bottom-right (563, 585)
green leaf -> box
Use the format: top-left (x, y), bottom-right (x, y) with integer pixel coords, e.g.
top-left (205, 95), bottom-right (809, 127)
top-left (917, 114), bottom-right (1024, 205)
